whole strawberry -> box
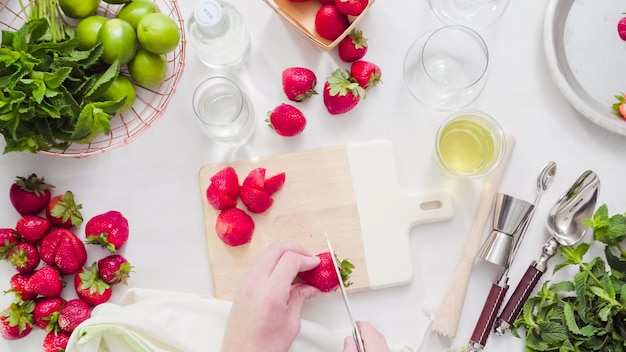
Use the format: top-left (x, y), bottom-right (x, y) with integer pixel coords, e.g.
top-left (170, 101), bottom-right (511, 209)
top-left (335, 0), bottom-right (368, 16)
top-left (215, 207), bottom-right (254, 246)
top-left (25, 266), bottom-right (64, 298)
top-left (33, 297), bottom-right (66, 331)
top-left (297, 251), bottom-right (354, 292)
top-left (74, 265), bottom-right (112, 306)
top-left (9, 174), bottom-right (54, 215)
top-left (43, 330), bottom-right (71, 352)
top-left (206, 167), bottom-right (240, 210)
top-left (315, 5), bottom-right (349, 41)
top-left (323, 69), bottom-right (364, 115)
top-left (7, 242), bottom-right (40, 274)
top-left (8, 273), bottom-right (37, 301)
top-left (16, 215), bottom-right (51, 244)
top-left (97, 254), bottom-right (133, 285)
top-left (40, 228), bottom-right (87, 275)
top-left (350, 60), bottom-right (382, 90)
top-left (0, 228), bottom-right (19, 259)
top-left (0, 301), bottom-right (34, 340)
top-left (85, 210), bottom-right (129, 253)
top-left (45, 191), bottom-right (83, 228)
top-left (267, 103), bottom-right (307, 137)
top-left (57, 299), bottom-right (91, 333)
top-left (338, 29), bottom-right (368, 62)
top-left (282, 67), bottom-right (318, 102)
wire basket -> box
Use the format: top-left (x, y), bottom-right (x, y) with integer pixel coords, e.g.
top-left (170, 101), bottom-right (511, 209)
top-left (0, 0), bottom-right (186, 158)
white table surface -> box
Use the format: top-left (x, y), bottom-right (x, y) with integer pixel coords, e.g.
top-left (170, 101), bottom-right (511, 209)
top-left (2, 0), bottom-right (626, 351)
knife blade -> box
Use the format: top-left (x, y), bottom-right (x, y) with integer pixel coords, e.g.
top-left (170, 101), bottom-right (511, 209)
top-left (324, 232), bottom-right (365, 352)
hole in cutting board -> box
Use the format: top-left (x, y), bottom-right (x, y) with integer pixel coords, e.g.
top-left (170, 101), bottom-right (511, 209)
top-left (420, 200), bottom-right (443, 211)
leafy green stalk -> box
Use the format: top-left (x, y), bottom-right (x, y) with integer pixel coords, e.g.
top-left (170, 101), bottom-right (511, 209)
top-left (19, 0), bottom-right (69, 42)
top-left (512, 204), bottom-right (626, 351)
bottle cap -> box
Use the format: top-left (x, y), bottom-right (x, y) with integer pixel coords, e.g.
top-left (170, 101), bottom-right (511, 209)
top-left (194, 0), bottom-right (223, 29)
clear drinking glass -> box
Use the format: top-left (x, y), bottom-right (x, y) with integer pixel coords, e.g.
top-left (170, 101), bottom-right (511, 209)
top-left (429, 0), bottom-right (511, 31)
top-left (192, 76), bottom-right (255, 145)
top-left (403, 25), bottom-right (489, 111)
top-left (434, 110), bottom-right (506, 179)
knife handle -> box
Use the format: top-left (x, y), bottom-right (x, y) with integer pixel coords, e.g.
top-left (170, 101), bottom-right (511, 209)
top-left (468, 282), bottom-right (508, 350)
top-left (494, 264), bottom-right (543, 334)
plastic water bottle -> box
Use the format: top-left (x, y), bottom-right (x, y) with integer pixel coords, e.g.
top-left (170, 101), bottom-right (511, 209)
top-left (187, 0), bottom-right (251, 70)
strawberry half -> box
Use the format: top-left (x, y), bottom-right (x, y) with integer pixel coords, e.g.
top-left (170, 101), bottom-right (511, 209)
top-left (84, 210), bottom-right (129, 253)
top-left (45, 191), bottom-right (83, 228)
top-left (240, 186), bottom-right (273, 214)
top-left (338, 29), bottom-right (368, 63)
top-left (57, 299), bottom-right (91, 334)
top-left (314, 5), bottom-right (349, 41)
top-left (0, 301), bottom-right (34, 340)
top-left (215, 207), bottom-right (254, 246)
top-left (74, 265), bottom-right (112, 306)
top-left (323, 69), bottom-right (364, 115)
top-left (242, 168), bottom-right (266, 190)
top-left (9, 174), bottom-right (54, 215)
top-left (266, 103), bottom-right (307, 137)
top-left (33, 297), bottom-right (66, 332)
top-left (206, 166), bottom-right (240, 210)
top-left (350, 60), bottom-right (382, 90)
top-left (297, 251), bottom-right (354, 292)
top-left (282, 67), bottom-right (318, 102)
top-left (16, 215), bottom-right (51, 244)
top-left (40, 228), bottom-right (88, 275)
top-left (264, 172), bottom-right (286, 195)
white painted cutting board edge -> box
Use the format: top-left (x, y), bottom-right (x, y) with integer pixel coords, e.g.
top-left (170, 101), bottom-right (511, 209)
top-left (347, 140), bottom-right (455, 289)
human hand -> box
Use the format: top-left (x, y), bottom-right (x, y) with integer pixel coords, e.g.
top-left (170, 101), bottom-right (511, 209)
top-left (343, 321), bottom-right (390, 352)
top-left (221, 243), bottom-right (322, 352)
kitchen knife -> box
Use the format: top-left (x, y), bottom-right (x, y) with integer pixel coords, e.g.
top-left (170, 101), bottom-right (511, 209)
top-left (325, 232), bottom-right (365, 352)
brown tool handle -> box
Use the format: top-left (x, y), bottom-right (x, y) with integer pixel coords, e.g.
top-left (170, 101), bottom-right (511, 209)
top-left (497, 265), bottom-right (543, 328)
top-left (469, 283), bottom-right (508, 348)
top-left (430, 136), bottom-right (516, 338)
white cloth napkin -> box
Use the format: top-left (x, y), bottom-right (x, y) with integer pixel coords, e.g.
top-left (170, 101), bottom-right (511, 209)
top-left (65, 288), bottom-right (413, 352)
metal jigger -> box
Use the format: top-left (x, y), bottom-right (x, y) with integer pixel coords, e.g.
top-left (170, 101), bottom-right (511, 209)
top-left (477, 193), bottom-right (535, 267)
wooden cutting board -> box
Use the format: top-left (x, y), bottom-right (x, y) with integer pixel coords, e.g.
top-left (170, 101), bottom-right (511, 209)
top-left (198, 140), bottom-right (454, 301)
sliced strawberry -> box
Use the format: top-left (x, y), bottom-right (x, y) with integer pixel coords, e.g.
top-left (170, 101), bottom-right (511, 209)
top-left (240, 186), bottom-right (273, 214)
top-left (210, 166), bottom-right (240, 201)
top-left (264, 172), bottom-right (286, 195)
top-left (243, 168), bottom-right (266, 190)
top-left (215, 208), bottom-right (254, 246)
top-left (206, 184), bottom-right (237, 210)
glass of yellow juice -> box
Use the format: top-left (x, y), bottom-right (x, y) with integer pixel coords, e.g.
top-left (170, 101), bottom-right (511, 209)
top-left (435, 110), bottom-right (506, 179)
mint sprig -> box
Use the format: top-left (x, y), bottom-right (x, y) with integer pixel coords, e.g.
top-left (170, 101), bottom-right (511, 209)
top-left (512, 204), bottom-right (626, 351)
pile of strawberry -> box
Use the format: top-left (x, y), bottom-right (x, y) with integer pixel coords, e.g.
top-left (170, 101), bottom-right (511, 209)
top-left (0, 174), bottom-right (133, 351)
top-left (206, 167), bottom-right (286, 246)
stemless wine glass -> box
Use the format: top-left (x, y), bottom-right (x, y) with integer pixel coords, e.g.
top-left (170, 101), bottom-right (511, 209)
top-left (403, 25), bottom-right (489, 111)
top-left (429, 0), bottom-right (511, 31)
top-left (192, 76), bottom-right (255, 146)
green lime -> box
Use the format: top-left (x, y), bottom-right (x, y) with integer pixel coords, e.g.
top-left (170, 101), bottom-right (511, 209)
top-left (97, 18), bottom-right (137, 65)
top-left (116, 0), bottom-right (159, 30)
top-left (136, 13), bottom-right (180, 54)
top-left (128, 48), bottom-right (167, 88)
top-left (59, 0), bottom-right (101, 19)
top-left (75, 15), bottom-right (108, 51)
top-left (103, 74), bottom-right (136, 113)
